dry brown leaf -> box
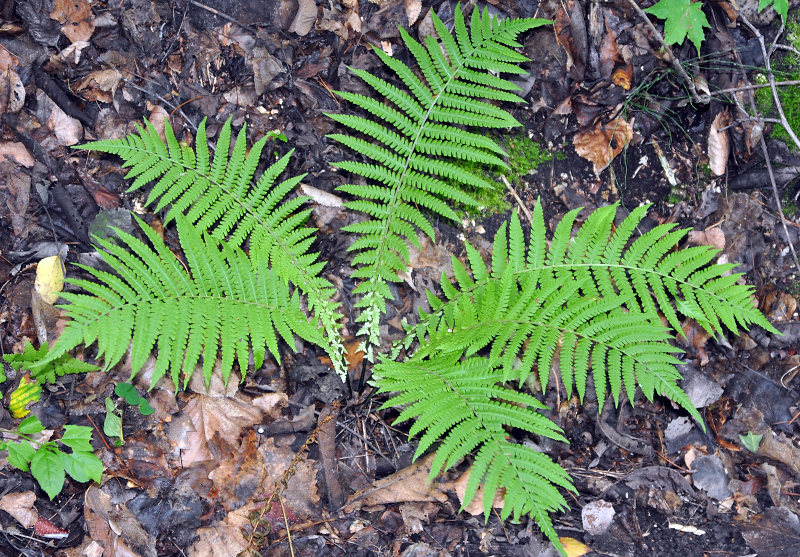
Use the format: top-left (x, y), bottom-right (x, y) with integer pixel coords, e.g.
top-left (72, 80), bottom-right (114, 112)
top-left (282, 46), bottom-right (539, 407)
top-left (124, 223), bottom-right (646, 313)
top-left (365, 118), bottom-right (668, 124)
top-left (181, 395), bottom-right (269, 466)
top-left (0, 491), bottom-right (38, 529)
top-left (289, 0), bottom-right (317, 36)
top-left (147, 105), bottom-right (170, 144)
top-left (0, 45), bottom-right (19, 71)
top-left (451, 467), bottom-right (505, 515)
top-left (0, 68), bottom-right (25, 114)
top-left (0, 141), bottom-right (34, 167)
top-left (50, 0), bottom-right (95, 43)
top-left (344, 453), bottom-right (448, 511)
top-left (76, 69), bottom-right (122, 103)
top-left (688, 227), bottom-right (726, 251)
top-left (573, 118), bottom-right (633, 177)
top-left (188, 505), bottom-right (252, 557)
top-left (708, 111), bottom-right (730, 176)
top-left (257, 437), bottom-right (320, 516)
top-left (404, 0), bottom-right (422, 24)
top-left (37, 90), bottom-right (82, 146)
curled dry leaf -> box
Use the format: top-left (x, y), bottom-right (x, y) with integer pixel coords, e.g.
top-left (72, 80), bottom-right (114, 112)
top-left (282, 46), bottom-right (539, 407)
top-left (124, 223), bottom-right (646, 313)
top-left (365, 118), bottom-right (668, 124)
top-left (573, 117), bottom-right (634, 177)
top-left (76, 69), bottom-right (122, 103)
top-left (708, 111), bottom-right (730, 176)
top-left (50, 0), bottom-right (95, 43)
top-left (0, 68), bottom-right (25, 114)
top-left (0, 491), bottom-right (38, 529)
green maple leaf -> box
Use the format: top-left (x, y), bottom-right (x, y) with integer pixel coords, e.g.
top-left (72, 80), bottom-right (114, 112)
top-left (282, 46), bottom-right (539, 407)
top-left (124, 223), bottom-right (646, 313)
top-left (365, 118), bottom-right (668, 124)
top-left (645, 0), bottom-right (710, 55)
top-left (758, 0), bottom-right (788, 20)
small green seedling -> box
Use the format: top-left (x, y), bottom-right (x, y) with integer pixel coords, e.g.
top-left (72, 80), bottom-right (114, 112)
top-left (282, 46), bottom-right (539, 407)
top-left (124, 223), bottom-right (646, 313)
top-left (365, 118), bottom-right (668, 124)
top-left (115, 382), bottom-right (154, 415)
top-left (739, 431), bottom-right (763, 452)
top-left (0, 415), bottom-right (103, 499)
top-left (103, 383), bottom-right (154, 446)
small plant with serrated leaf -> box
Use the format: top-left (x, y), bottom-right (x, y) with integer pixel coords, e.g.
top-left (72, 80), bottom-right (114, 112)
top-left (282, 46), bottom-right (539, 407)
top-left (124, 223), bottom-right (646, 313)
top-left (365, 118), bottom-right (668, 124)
top-left (645, 0), bottom-right (711, 55)
top-left (0, 416), bottom-right (102, 499)
top-left (11, 4), bottom-right (779, 555)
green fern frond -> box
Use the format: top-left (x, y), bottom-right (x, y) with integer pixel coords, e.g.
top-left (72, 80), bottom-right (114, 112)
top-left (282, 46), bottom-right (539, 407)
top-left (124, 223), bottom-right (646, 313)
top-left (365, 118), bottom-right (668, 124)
top-left (327, 4), bottom-right (550, 348)
top-left (403, 203), bottom-right (776, 417)
top-left (75, 118), bottom-right (346, 379)
top-left (3, 341), bottom-right (100, 385)
top-left (35, 216), bottom-right (324, 389)
top-left (374, 355), bottom-right (574, 548)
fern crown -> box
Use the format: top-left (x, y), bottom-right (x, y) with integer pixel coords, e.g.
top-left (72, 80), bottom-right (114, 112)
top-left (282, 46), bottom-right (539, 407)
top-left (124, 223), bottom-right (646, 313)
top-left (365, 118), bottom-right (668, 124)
top-left (327, 5), bottom-right (550, 349)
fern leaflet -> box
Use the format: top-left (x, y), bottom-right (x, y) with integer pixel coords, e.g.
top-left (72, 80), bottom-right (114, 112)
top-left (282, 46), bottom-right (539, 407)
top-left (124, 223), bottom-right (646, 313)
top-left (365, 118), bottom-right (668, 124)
top-left (374, 355), bottom-right (574, 547)
top-left (34, 217), bottom-right (324, 389)
top-left (327, 5), bottom-right (550, 349)
top-left (75, 118), bottom-right (346, 378)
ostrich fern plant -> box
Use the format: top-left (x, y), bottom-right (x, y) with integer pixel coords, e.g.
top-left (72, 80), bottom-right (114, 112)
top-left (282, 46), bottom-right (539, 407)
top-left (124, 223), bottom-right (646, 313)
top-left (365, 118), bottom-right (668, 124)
top-left (17, 4), bottom-right (778, 556)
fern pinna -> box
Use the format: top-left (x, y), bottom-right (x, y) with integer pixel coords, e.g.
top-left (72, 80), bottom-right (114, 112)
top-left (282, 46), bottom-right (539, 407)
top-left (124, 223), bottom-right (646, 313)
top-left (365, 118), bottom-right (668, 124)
top-left (327, 5), bottom-right (550, 350)
top-left (74, 118), bottom-right (346, 378)
top-left (35, 216), bottom-right (323, 388)
top-left (377, 202), bottom-right (776, 553)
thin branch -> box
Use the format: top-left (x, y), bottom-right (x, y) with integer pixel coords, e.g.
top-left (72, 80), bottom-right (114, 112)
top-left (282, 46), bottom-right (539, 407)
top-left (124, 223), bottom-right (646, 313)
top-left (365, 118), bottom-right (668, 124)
top-left (625, 0), bottom-right (708, 104)
top-left (739, 14), bottom-right (800, 151)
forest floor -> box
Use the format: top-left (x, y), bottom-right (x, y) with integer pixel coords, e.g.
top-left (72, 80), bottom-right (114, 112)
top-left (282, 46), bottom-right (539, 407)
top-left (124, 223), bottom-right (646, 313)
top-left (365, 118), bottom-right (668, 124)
top-left (1, 0), bottom-right (800, 556)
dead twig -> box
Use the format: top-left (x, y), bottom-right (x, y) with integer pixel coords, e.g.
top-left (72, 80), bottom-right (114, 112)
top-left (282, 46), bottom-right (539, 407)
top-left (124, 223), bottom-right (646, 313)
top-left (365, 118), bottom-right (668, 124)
top-left (500, 175), bottom-right (531, 222)
top-left (739, 14), bottom-right (800, 151)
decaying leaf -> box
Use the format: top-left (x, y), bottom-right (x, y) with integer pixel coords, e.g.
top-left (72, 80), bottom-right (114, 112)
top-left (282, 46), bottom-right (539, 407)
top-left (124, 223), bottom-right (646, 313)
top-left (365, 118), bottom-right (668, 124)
top-left (181, 395), bottom-right (272, 465)
top-left (344, 453), bottom-right (448, 511)
top-left (0, 68), bottom-right (25, 114)
top-left (573, 117), bottom-right (634, 177)
top-left (76, 69), bottom-right (122, 103)
top-left (50, 0), bottom-right (95, 43)
top-left (708, 111), bottom-right (730, 176)
top-left (34, 255), bottom-right (65, 305)
top-left (0, 491), bottom-right (38, 529)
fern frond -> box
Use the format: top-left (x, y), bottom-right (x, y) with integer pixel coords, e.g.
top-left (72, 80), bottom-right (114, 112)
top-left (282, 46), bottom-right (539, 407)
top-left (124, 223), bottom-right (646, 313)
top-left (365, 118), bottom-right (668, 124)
top-left (374, 356), bottom-right (574, 549)
top-left (4, 341), bottom-right (100, 385)
top-left (327, 4), bottom-right (550, 348)
top-left (75, 118), bottom-right (346, 379)
top-left (36, 216), bottom-right (324, 389)
top-left (403, 204), bottom-right (776, 419)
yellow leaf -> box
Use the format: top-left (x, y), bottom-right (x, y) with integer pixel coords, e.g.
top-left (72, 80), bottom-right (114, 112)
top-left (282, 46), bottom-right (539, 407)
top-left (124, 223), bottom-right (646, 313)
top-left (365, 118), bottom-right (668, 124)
top-left (34, 256), bottom-right (65, 304)
top-left (560, 537), bottom-right (590, 557)
top-left (9, 376), bottom-right (42, 419)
